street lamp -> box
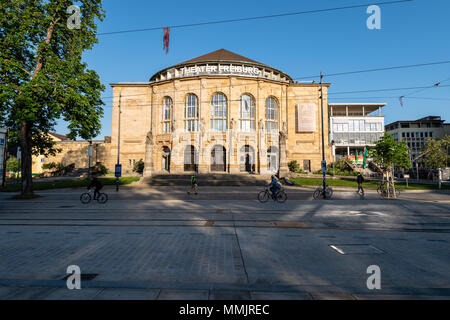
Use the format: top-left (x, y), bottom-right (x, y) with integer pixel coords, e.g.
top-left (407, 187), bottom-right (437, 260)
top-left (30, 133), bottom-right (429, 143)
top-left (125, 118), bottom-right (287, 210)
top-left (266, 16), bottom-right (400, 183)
top-left (320, 72), bottom-right (327, 198)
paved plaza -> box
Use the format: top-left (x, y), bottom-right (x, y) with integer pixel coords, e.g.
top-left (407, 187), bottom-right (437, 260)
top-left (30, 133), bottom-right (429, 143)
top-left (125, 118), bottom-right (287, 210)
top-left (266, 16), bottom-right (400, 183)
top-left (0, 185), bottom-right (449, 300)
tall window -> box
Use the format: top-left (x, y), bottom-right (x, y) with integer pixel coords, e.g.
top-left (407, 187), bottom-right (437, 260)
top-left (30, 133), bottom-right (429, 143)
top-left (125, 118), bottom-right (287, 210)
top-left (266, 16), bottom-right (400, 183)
top-left (185, 94), bottom-right (199, 132)
top-left (265, 97), bottom-right (278, 132)
top-left (162, 97), bottom-right (172, 133)
top-left (210, 93), bottom-right (228, 131)
top-left (239, 94), bottom-right (255, 132)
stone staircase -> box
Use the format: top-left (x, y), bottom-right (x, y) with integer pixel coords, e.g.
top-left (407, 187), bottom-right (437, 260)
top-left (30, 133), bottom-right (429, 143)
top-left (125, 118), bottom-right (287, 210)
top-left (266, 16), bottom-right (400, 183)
top-left (141, 173), bottom-right (271, 186)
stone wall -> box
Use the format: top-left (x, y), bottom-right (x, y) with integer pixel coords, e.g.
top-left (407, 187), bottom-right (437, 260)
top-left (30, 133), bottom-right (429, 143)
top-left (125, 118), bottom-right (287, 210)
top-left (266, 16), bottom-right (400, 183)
top-left (32, 139), bottom-right (111, 174)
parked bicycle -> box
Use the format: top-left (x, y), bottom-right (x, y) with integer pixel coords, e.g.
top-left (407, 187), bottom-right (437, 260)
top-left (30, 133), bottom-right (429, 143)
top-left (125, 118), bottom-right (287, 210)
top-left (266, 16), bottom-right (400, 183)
top-left (377, 181), bottom-right (400, 197)
top-left (313, 185), bottom-right (333, 200)
top-left (258, 187), bottom-right (287, 203)
top-left (80, 189), bottom-right (108, 204)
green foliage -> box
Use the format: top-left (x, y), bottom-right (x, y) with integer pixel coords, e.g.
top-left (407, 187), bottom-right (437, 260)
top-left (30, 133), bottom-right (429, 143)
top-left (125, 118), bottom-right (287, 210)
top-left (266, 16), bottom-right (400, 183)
top-left (133, 159), bottom-right (145, 174)
top-left (368, 133), bottom-right (411, 171)
top-left (41, 161), bottom-right (74, 176)
top-left (423, 135), bottom-right (450, 169)
top-left (0, 0), bottom-right (106, 194)
top-left (42, 162), bottom-right (58, 170)
top-left (2, 177), bottom-right (140, 193)
top-left (6, 156), bottom-right (19, 173)
top-left (288, 160), bottom-right (300, 172)
top-left (93, 162), bottom-right (108, 176)
top-left (333, 158), bottom-right (353, 171)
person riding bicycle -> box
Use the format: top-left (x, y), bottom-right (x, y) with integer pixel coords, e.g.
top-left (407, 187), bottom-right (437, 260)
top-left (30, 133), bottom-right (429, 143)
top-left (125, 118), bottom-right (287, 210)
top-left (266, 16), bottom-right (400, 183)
top-left (87, 176), bottom-right (103, 200)
top-left (268, 175), bottom-right (281, 199)
top-left (188, 175), bottom-right (198, 195)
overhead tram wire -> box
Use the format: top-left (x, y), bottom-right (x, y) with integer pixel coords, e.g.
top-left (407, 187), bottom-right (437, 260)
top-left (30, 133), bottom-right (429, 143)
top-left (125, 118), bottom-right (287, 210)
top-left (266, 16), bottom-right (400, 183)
top-left (293, 60), bottom-right (450, 80)
top-left (100, 83), bottom-right (450, 102)
top-left (97, 0), bottom-right (414, 36)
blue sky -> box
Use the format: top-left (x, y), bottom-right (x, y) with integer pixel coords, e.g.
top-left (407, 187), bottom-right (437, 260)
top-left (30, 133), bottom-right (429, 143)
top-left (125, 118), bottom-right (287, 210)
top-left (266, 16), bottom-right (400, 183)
top-left (56, 0), bottom-right (450, 139)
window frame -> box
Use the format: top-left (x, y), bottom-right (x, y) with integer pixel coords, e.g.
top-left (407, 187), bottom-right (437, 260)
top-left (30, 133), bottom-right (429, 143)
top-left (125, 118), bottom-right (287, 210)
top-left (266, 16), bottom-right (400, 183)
top-left (265, 96), bottom-right (279, 132)
top-left (210, 92), bottom-right (228, 132)
top-left (239, 94), bottom-right (256, 132)
top-left (184, 93), bottom-right (199, 132)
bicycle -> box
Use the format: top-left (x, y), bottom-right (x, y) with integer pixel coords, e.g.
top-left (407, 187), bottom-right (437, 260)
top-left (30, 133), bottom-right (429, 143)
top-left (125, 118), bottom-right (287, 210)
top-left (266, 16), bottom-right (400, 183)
top-left (80, 189), bottom-right (108, 204)
top-left (313, 185), bottom-right (333, 200)
top-left (379, 185), bottom-right (401, 198)
top-left (258, 187), bottom-right (287, 203)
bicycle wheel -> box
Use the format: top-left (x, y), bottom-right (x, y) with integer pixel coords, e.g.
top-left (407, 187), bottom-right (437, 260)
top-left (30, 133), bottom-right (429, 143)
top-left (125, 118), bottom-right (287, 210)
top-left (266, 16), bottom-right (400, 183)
top-left (313, 188), bottom-right (322, 200)
top-left (325, 187), bottom-right (333, 198)
top-left (80, 193), bottom-right (91, 204)
top-left (277, 190), bottom-right (287, 203)
top-left (258, 190), bottom-right (270, 203)
top-left (97, 193), bottom-right (108, 203)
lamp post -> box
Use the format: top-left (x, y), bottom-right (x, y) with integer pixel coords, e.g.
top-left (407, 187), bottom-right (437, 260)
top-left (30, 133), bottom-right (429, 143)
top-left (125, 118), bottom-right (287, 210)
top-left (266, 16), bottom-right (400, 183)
top-left (88, 140), bottom-right (92, 178)
top-left (116, 92), bottom-right (122, 192)
top-left (320, 72), bottom-right (327, 198)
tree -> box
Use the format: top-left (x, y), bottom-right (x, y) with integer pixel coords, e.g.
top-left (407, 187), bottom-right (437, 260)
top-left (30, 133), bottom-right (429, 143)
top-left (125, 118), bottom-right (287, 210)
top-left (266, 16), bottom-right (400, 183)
top-left (0, 0), bottom-right (105, 195)
top-left (368, 133), bottom-right (411, 197)
top-left (423, 135), bottom-right (450, 169)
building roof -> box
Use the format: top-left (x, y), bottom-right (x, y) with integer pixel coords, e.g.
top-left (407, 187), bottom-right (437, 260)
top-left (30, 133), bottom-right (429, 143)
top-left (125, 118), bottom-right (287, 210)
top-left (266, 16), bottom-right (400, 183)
top-left (385, 116), bottom-right (445, 127)
top-left (49, 132), bottom-right (69, 141)
top-left (180, 49), bottom-right (263, 65)
top-left (149, 48), bottom-right (293, 83)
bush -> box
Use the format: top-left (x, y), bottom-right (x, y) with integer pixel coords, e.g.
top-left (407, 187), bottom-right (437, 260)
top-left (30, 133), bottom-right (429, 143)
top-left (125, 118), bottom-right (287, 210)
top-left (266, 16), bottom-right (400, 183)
top-left (42, 162), bottom-right (74, 176)
top-left (133, 159), bottom-right (145, 174)
top-left (288, 160), bottom-right (300, 172)
top-left (92, 163), bottom-right (108, 176)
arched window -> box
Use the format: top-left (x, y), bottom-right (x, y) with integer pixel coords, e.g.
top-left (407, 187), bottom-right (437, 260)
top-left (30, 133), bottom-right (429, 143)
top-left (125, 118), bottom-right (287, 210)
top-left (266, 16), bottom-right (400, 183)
top-left (162, 97), bottom-right (172, 133)
top-left (239, 94), bottom-right (255, 132)
top-left (184, 94), bottom-right (199, 132)
top-left (210, 93), bottom-right (227, 131)
top-left (265, 97), bottom-right (278, 132)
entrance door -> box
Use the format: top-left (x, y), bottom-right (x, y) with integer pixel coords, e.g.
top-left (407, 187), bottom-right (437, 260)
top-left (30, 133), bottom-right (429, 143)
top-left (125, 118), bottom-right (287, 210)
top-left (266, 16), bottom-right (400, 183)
top-left (267, 146), bottom-right (278, 173)
top-left (162, 146), bottom-right (170, 172)
top-left (211, 145), bottom-right (226, 172)
top-left (184, 145), bottom-right (198, 172)
top-left (240, 145), bottom-right (255, 173)
top-left (303, 160), bottom-right (311, 172)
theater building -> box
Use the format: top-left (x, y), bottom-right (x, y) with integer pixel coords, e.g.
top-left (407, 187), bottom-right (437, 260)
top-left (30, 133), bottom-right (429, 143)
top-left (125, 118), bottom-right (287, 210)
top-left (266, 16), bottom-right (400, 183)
top-left (109, 49), bottom-right (333, 177)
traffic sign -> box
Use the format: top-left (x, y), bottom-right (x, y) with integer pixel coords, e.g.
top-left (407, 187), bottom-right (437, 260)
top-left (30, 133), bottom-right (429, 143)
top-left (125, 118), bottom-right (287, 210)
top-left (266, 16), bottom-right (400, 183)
top-left (115, 164), bottom-right (122, 177)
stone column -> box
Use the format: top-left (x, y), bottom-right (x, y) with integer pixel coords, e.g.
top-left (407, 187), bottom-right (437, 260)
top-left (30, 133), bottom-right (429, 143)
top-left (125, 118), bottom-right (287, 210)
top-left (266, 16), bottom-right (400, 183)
top-left (143, 131), bottom-right (154, 177)
top-left (278, 131), bottom-right (288, 177)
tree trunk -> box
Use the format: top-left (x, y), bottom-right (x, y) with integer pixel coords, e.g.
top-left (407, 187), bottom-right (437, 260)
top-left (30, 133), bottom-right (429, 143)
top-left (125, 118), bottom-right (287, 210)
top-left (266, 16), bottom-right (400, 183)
top-left (19, 122), bottom-right (33, 195)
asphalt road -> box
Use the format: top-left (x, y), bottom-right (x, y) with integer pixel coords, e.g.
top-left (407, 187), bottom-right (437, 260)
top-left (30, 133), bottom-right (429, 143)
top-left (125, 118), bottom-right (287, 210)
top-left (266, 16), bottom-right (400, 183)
top-left (0, 186), bottom-right (449, 300)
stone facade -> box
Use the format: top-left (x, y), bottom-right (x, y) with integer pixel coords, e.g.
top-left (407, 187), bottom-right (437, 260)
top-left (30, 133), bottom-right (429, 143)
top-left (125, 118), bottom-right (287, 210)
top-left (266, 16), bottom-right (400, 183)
top-left (32, 133), bottom-right (111, 174)
top-left (109, 49), bottom-right (333, 176)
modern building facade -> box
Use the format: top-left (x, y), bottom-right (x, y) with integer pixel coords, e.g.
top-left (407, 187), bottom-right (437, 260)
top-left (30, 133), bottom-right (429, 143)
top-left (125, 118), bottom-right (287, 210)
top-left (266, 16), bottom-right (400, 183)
top-left (329, 103), bottom-right (385, 163)
top-left (110, 49), bottom-right (334, 176)
top-left (385, 116), bottom-right (450, 168)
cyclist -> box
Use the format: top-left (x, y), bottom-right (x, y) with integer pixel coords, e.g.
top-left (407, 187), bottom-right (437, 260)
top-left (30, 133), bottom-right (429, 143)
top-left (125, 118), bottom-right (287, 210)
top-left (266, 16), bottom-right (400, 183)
top-left (87, 175), bottom-right (103, 200)
top-left (268, 175), bottom-right (281, 199)
top-left (188, 175), bottom-right (198, 195)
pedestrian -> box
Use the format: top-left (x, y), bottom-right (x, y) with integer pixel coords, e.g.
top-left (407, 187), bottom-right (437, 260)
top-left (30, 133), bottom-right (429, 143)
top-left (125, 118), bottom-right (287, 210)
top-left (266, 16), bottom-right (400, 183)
top-left (356, 172), bottom-right (364, 195)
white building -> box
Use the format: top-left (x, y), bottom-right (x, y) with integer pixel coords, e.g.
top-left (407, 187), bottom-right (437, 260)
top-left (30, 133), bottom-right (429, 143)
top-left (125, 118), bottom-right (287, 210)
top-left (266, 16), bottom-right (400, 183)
top-left (385, 116), bottom-right (450, 168)
top-left (328, 103), bottom-right (385, 163)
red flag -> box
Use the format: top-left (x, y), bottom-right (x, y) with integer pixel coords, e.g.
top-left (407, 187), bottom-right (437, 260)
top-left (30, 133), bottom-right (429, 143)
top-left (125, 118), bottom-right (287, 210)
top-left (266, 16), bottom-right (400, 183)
top-left (163, 27), bottom-right (170, 54)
